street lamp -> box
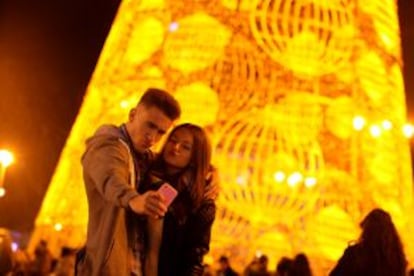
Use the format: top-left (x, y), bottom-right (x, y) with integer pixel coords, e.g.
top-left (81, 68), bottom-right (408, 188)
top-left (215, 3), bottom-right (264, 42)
top-left (0, 149), bottom-right (14, 197)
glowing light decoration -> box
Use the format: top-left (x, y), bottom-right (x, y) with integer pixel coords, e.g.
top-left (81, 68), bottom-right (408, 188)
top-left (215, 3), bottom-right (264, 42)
top-left (209, 35), bottom-right (279, 116)
top-left (54, 223), bottom-right (63, 232)
top-left (358, 0), bottom-right (401, 56)
top-left (273, 171), bottom-right (286, 182)
top-left (403, 124), bottom-right (414, 138)
top-left (267, 93), bottom-right (324, 146)
top-left (353, 116), bottom-right (366, 131)
top-left (164, 12), bottom-right (232, 74)
top-left (30, 0), bottom-right (413, 273)
top-left (304, 177), bottom-right (317, 188)
top-left (382, 120), bottom-right (392, 130)
top-left (250, 0), bottom-right (355, 76)
top-left (306, 205), bottom-right (359, 261)
top-left (388, 64), bottom-right (406, 120)
top-left (325, 96), bottom-right (356, 139)
top-left (124, 17), bottom-right (165, 66)
top-left (0, 150), bottom-right (14, 167)
top-left (356, 51), bottom-right (389, 106)
top-left (174, 82), bottom-right (220, 126)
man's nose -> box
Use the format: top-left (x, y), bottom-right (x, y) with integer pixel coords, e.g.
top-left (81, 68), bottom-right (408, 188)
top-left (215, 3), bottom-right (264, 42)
top-left (147, 130), bottom-right (157, 143)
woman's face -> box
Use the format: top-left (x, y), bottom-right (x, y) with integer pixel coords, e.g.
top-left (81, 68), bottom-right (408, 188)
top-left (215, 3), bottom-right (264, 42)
top-left (163, 127), bottom-right (194, 170)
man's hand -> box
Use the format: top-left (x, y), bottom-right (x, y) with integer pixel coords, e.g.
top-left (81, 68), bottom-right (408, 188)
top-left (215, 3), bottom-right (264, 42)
top-left (128, 191), bottom-right (167, 218)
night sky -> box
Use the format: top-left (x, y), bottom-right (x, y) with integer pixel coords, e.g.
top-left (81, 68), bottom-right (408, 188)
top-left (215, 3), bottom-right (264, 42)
top-left (0, 0), bottom-right (120, 232)
top-left (0, 0), bottom-right (413, 234)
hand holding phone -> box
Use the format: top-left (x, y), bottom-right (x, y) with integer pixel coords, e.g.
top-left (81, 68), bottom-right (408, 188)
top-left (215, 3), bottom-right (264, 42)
top-left (157, 183), bottom-right (178, 207)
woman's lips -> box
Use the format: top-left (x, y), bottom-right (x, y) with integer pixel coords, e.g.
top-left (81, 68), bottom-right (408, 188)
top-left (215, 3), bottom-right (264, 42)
top-left (167, 150), bottom-right (178, 157)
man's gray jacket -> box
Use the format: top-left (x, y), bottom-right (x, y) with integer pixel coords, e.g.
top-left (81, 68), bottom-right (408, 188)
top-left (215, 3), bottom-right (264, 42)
top-left (77, 125), bottom-right (142, 276)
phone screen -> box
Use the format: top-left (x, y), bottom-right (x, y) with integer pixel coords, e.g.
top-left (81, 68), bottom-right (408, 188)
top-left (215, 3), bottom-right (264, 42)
top-left (158, 183), bottom-right (178, 207)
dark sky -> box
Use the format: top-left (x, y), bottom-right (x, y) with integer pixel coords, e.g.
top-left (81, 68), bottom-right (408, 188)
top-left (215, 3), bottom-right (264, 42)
top-left (0, 0), bottom-right (413, 233)
top-left (0, 0), bottom-right (120, 232)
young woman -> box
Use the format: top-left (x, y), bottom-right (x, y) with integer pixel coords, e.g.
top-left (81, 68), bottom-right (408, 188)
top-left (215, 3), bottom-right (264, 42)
top-left (329, 208), bottom-right (407, 276)
top-left (139, 123), bottom-right (218, 276)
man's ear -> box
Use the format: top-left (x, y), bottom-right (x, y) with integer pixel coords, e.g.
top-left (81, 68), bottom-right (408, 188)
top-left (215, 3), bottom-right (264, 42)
top-left (129, 108), bottom-right (136, 122)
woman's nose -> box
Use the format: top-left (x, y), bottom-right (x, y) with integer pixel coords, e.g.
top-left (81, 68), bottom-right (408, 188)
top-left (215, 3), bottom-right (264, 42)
top-left (173, 143), bottom-right (181, 152)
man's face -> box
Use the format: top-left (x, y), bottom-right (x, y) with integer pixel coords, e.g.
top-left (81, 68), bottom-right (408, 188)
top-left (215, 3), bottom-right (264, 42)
top-left (126, 105), bottom-right (174, 154)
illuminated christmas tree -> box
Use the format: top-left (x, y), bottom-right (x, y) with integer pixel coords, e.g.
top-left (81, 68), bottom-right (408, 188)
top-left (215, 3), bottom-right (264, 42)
top-left (31, 0), bottom-right (413, 273)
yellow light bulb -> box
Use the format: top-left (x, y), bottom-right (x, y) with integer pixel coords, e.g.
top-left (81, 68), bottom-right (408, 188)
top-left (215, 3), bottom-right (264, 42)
top-left (369, 125), bottom-right (382, 137)
top-left (304, 177), bottom-right (317, 188)
top-left (287, 172), bottom-right (302, 187)
top-left (403, 123), bottom-right (414, 138)
top-left (54, 223), bottom-right (63, 232)
top-left (273, 171), bottom-right (285, 183)
top-left (0, 150), bottom-right (14, 167)
top-left (353, 116), bottom-right (365, 131)
top-left (382, 120), bottom-right (392, 130)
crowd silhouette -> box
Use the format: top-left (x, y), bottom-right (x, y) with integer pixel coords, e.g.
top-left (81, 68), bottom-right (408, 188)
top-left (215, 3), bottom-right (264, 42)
top-left (1, 208), bottom-right (413, 276)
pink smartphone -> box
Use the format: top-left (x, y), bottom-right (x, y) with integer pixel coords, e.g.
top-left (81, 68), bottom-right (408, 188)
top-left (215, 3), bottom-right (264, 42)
top-left (158, 183), bottom-right (178, 207)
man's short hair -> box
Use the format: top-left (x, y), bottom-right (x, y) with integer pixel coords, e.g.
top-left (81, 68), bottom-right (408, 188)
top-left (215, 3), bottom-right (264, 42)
top-left (138, 88), bottom-right (181, 120)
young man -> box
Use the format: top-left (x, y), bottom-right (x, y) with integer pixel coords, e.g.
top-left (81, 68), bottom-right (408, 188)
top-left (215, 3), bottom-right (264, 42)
top-left (77, 88), bottom-right (181, 276)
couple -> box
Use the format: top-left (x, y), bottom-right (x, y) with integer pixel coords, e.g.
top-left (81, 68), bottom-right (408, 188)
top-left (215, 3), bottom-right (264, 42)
top-left (76, 88), bottom-right (218, 276)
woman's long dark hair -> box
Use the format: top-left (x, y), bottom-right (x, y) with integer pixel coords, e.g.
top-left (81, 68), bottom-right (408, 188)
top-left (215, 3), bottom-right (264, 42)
top-left (155, 123), bottom-right (212, 210)
top-left (359, 208), bottom-right (407, 276)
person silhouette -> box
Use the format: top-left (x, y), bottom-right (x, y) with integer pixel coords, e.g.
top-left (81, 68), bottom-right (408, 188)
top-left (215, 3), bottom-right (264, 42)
top-left (330, 208), bottom-right (407, 276)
